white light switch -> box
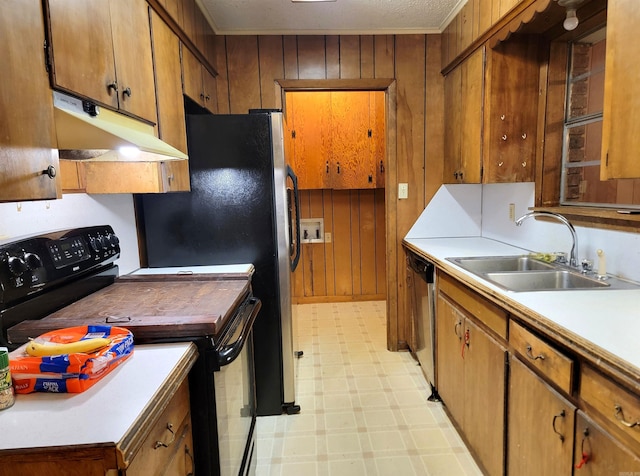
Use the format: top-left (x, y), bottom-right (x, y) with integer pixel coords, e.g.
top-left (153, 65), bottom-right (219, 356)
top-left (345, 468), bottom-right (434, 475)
top-left (398, 183), bottom-right (409, 199)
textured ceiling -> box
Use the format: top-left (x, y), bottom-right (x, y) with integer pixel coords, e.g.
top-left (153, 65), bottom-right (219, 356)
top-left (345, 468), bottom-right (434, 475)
top-left (199, 0), bottom-right (465, 35)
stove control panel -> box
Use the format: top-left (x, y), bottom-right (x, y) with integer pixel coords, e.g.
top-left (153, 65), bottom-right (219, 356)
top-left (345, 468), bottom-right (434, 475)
top-left (0, 225), bottom-right (120, 307)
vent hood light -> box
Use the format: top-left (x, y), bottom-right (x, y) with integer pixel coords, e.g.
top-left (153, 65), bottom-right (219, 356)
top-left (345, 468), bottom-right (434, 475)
top-left (52, 91), bottom-right (187, 160)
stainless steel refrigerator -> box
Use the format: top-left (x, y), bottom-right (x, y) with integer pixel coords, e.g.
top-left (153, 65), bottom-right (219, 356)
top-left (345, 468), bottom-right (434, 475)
top-left (137, 110), bottom-right (301, 416)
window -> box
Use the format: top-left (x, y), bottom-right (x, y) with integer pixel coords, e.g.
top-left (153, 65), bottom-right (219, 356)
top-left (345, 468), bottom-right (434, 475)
top-left (560, 27), bottom-right (640, 208)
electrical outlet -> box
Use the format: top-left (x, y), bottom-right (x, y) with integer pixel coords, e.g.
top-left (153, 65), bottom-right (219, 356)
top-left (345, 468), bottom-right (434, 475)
top-left (398, 183), bottom-right (409, 199)
top-left (509, 203), bottom-right (515, 222)
top-left (324, 232), bottom-right (331, 243)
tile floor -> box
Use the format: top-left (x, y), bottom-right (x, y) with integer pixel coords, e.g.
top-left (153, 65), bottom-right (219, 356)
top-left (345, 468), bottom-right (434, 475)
top-left (255, 301), bottom-right (484, 476)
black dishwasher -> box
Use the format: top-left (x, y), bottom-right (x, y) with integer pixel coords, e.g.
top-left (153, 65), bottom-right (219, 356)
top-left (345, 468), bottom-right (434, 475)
top-left (406, 250), bottom-right (439, 402)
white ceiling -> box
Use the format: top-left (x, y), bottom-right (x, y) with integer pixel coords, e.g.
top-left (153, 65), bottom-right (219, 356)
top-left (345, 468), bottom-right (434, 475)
top-left (198, 0), bottom-right (465, 36)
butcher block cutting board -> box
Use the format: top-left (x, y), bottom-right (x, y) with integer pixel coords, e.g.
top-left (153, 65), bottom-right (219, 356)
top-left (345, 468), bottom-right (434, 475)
top-left (8, 279), bottom-right (252, 345)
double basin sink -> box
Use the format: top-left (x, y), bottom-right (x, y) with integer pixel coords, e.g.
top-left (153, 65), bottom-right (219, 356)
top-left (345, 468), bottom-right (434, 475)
top-left (446, 255), bottom-right (638, 292)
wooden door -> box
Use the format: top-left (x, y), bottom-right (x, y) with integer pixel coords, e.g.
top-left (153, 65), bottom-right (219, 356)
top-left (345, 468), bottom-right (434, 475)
top-left (435, 293), bottom-right (466, 427)
top-left (0, 0), bottom-right (60, 202)
top-left (601, 0), bottom-right (640, 179)
top-left (287, 91), bottom-right (332, 189)
top-left (443, 66), bottom-right (462, 183)
top-left (459, 47), bottom-right (484, 184)
top-left (331, 91), bottom-right (375, 189)
top-left (508, 356), bottom-right (575, 476)
top-left (573, 411), bottom-right (640, 474)
top-left (109, 0), bottom-right (157, 123)
top-left (150, 10), bottom-right (187, 154)
top-left (464, 318), bottom-right (506, 476)
top-left (47, 0), bottom-right (117, 110)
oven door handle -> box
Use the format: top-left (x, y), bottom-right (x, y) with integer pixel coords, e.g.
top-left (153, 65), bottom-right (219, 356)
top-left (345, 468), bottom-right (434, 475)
top-left (217, 297), bottom-right (261, 367)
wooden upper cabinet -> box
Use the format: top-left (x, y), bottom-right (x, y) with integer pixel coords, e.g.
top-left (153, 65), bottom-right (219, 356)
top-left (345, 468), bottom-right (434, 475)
top-left (483, 35), bottom-right (539, 183)
top-left (46, 0), bottom-right (157, 124)
top-left (150, 9), bottom-right (188, 155)
top-left (0, 0), bottom-right (60, 202)
top-left (181, 45), bottom-right (217, 113)
top-left (444, 48), bottom-right (483, 184)
top-left (601, 0), bottom-right (640, 179)
top-left (286, 91), bottom-right (385, 190)
top-left (286, 91), bottom-right (332, 189)
top-left (331, 91), bottom-right (376, 189)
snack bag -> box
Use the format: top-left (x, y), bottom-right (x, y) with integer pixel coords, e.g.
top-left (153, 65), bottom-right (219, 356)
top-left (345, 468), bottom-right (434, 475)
top-left (9, 325), bottom-right (134, 394)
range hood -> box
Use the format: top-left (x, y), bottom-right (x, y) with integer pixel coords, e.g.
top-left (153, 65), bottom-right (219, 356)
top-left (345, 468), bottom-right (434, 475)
top-left (53, 91), bottom-right (187, 160)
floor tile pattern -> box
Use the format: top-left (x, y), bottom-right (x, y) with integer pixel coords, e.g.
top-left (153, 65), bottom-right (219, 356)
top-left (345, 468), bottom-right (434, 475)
top-left (255, 301), bottom-right (484, 476)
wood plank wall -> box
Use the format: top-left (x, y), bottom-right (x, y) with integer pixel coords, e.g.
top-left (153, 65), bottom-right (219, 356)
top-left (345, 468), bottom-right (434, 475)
top-left (212, 34), bottom-right (444, 351)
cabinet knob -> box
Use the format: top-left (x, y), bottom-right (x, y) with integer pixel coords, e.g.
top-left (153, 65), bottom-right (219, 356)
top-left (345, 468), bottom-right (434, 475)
top-left (205, 94), bottom-right (211, 101)
top-left (326, 161), bottom-right (329, 174)
top-left (522, 133), bottom-right (527, 140)
top-left (107, 81), bottom-right (118, 93)
top-left (42, 165), bottom-right (57, 179)
top-left (501, 134), bottom-right (508, 141)
top-left (336, 162), bottom-right (340, 174)
top-left (380, 160), bottom-right (385, 173)
top-left (122, 87), bottom-right (132, 98)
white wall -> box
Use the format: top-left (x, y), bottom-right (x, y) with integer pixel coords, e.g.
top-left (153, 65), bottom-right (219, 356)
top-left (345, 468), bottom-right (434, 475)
top-left (406, 182), bottom-right (640, 283)
top-left (0, 194), bottom-right (140, 274)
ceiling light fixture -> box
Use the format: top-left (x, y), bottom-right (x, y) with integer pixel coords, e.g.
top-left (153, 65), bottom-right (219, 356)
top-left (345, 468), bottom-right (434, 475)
top-left (557, 0), bottom-right (585, 31)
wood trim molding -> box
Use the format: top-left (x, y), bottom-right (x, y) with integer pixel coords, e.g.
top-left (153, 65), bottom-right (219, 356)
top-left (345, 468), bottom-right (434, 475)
top-left (530, 206), bottom-right (640, 233)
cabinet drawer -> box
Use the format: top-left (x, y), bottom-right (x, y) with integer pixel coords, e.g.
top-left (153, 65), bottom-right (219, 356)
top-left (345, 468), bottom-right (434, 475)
top-left (125, 380), bottom-right (192, 475)
top-left (438, 272), bottom-right (508, 339)
top-left (509, 320), bottom-right (574, 394)
top-left (581, 365), bottom-right (640, 449)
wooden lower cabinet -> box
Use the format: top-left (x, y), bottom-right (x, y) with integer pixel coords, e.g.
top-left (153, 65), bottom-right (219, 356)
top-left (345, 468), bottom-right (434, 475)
top-left (507, 355), bottom-right (576, 476)
top-left (436, 275), bottom-right (507, 476)
top-left (0, 380), bottom-right (194, 476)
top-left (574, 411), bottom-right (640, 474)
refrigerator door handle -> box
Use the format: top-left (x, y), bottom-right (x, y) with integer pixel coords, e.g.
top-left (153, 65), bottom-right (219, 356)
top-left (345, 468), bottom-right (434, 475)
top-left (286, 165), bottom-right (301, 272)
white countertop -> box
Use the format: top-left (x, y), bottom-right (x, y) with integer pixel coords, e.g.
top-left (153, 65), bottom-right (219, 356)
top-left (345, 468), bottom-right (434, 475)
top-left (405, 237), bottom-right (640, 376)
top-left (129, 264), bottom-right (254, 275)
top-left (0, 342), bottom-right (195, 450)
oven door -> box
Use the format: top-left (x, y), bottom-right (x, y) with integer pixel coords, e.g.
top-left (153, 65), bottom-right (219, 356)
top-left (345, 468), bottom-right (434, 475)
top-left (215, 297), bottom-right (261, 476)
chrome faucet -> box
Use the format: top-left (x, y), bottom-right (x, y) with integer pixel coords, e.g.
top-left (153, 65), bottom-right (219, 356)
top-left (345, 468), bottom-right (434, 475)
top-left (515, 211), bottom-right (579, 268)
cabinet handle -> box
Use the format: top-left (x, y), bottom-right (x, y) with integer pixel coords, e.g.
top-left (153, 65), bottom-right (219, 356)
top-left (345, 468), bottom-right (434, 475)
top-left (575, 428), bottom-right (591, 469)
top-left (522, 161), bottom-right (527, 168)
top-left (185, 445), bottom-right (195, 476)
top-left (614, 404), bottom-right (640, 428)
top-left (501, 134), bottom-right (508, 141)
top-left (454, 171), bottom-right (459, 179)
top-left (326, 161), bottom-right (329, 174)
top-left (552, 409), bottom-right (566, 442)
top-left (380, 160), bottom-right (385, 173)
top-left (454, 320), bottom-right (462, 339)
top-left (122, 87), bottom-right (132, 98)
top-left (459, 172), bottom-right (463, 180)
top-left (498, 161), bottom-right (504, 167)
top-left (107, 81), bottom-right (118, 93)
top-left (42, 165), bottom-right (57, 179)
top-left (153, 423), bottom-right (176, 449)
top-left (205, 94), bottom-right (211, 101)
top-left (522, 133), bottom-right (527, 139)
top-left (525, 344), bottom-right (545, 361)
top-left (336, 162), bottom-right (340, 174)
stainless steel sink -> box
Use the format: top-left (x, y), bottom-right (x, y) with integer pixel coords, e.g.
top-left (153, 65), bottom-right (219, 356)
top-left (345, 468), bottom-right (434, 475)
top-left (446, 255), bottom-right (639, 292)
top-left (482, 270), bottom-right (610, 291)
top-left (448, 256), bottom-right (556, 273)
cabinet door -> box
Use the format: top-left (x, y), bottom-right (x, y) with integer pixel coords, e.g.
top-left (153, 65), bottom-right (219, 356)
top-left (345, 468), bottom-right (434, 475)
top-left (464, 318), bottom-right (506, 476)
top-left (601, 0), bottom-right (640, 179)
top-left (443, 66), bottom-right (462, 183)
top-left (331, 91), bottom-right (375, 189)
top-left (0, 0), bottom-right (60, 202)
top-left (47, 0), bottom-right (118, 110)
top-left (288, 91), bottom-right (332, 189)
top-left (181, 45), bottom-right (204, 106)
top-left (484, 36), bottom-right (539, 183)
top-left (574, 411), bottom-right (640, 474)
top-left (150, 10), bottom-right (187, 155)
top-left (435, 293), bottom-right (466, 427)
top-left (370, 91), bottom-right (386, 188)
top-left (109, 0), bottom-right (157, 123)
top-left (202, 68), bottom-right (218, 114)
top-left (508, 356), bottom-right (576, 476)
top-left (459, 47), bottom-right (483, 184)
